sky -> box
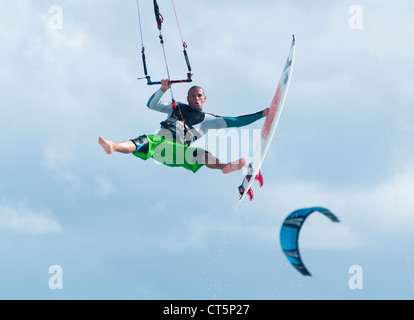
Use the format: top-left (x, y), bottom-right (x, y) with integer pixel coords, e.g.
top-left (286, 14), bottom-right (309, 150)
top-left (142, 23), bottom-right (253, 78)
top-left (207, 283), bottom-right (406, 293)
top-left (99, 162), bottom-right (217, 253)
top-left (1, 0), bottom-right (414, 300)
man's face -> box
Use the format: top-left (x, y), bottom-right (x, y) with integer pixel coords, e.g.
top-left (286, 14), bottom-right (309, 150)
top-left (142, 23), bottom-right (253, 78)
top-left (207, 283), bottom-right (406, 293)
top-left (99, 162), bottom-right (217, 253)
top-left (187, 88), bottom-right (207, 110)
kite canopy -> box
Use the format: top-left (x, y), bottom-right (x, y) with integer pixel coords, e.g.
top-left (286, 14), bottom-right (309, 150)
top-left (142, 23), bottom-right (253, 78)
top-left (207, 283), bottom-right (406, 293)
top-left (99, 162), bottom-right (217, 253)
top-left (280, 207), bottom-right (340, 276)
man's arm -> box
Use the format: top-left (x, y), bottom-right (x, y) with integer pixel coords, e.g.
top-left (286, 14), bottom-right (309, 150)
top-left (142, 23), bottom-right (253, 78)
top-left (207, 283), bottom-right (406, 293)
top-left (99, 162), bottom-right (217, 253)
top-left (146, 79), bottom-right (173, 113)
top-left (222, 108), bottom-right (269, 128)
top-left (201, 108), bottom-right (269, 132)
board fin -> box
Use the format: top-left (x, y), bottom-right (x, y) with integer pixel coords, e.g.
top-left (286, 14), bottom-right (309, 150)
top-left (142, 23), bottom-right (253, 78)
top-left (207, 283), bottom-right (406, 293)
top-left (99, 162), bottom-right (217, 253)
top-left (247, 188), bottom-right (254, 201)
top-left (238, 184), bottom-right (245, 197)
top-left (238, 185), bottom-right (254, 201)
top-left (255, 170), bottom-right (263, 188)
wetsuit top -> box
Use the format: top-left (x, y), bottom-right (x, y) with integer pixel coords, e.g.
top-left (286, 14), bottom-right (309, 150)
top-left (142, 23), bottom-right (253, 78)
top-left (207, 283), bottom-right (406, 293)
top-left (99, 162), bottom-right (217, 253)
top-left (147, 89), bottom-right (264, 145)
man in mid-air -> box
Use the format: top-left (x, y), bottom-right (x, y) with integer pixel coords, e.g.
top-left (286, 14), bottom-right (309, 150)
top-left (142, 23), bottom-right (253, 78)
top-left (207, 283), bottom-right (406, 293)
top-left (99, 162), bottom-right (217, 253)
top-left (99, 79), bottom-right (269, 174)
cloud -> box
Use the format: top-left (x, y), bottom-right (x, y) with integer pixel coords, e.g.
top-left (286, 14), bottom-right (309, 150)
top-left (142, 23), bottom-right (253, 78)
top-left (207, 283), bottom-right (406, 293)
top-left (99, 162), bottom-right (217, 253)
top-left (95, 175), bottom-right (118, 197)
top-left (119, 156), bottom-right (414, 256)
top-left (0, 200), bottom-right (62, 235)
top-left (257, 163), bottom-right (414, 248)
top-left (153, 216), bottom-right (219, 253)
top-left (296, 216), bottom-right (362, 250)
top-left (354, 165), bottom-right (414, 231)
top-left (41, 142), bottom-right (83, 190)
top-left (42, 142), bottom-right (74, 172)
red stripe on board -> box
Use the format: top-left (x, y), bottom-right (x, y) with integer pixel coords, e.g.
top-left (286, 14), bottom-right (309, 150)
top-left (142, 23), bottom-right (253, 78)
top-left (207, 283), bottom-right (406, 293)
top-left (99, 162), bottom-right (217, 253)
top-left (261, 84), bottom-right (282, 140)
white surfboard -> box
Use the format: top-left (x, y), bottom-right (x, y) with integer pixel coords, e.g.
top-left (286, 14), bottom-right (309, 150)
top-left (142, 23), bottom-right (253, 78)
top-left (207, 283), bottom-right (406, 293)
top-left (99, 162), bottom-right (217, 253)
top-left (239, 35), bottom-right (296, 202)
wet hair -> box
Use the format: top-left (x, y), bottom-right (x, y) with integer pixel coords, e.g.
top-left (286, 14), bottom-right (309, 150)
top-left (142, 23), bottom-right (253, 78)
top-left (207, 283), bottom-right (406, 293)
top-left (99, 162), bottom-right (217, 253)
top-left (188, 86), bottom-right (205, 96)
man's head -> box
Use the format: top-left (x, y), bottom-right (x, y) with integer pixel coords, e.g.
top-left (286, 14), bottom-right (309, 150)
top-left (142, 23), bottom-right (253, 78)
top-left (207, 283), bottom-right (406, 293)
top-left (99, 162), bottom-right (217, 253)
top-left (187, 86), bottom-right (207, 110)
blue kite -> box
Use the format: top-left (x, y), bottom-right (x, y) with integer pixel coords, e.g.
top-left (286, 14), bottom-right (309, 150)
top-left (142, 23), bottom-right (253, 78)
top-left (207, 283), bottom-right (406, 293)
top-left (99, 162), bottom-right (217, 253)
top-left (280, 207), bottom-right (340, 276)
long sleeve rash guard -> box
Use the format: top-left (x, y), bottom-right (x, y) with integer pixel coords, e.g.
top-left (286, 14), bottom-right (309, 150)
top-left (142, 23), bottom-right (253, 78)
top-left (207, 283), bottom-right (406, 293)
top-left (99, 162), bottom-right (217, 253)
top-left (147, 89), bottom-right (264, 145)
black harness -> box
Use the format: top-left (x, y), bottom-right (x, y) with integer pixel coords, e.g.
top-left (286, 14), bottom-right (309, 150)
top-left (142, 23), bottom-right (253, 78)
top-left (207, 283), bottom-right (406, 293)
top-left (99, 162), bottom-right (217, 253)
top-left (160, 103), bottom-right (205, 145)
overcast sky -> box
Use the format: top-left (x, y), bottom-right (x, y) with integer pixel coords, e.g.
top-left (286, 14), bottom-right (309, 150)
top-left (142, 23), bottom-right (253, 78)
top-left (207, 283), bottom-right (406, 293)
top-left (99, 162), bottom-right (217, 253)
top-left (1, 0), bottom-right (414, 300)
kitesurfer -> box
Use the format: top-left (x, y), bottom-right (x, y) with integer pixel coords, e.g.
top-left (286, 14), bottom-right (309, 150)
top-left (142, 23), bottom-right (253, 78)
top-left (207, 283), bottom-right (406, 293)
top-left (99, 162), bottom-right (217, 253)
top-left (99, 79), bottom-right (269, 174)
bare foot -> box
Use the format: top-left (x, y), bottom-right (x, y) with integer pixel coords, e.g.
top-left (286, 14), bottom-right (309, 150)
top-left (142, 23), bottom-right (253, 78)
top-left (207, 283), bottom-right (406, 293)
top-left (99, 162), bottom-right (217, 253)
top-left (222, 158), bottom-right (247, 174)
top-left (99, 136), bottom-right (114, 155)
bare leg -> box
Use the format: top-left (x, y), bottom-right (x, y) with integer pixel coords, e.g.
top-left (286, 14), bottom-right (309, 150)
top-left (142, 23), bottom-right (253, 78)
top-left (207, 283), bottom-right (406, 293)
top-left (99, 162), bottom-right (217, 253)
top-left (99, 136), bottom-right (136, 155)
top-left (202, 152), bottom-right (246, 174)
top-left (221, 158), bottom-right (247, 174)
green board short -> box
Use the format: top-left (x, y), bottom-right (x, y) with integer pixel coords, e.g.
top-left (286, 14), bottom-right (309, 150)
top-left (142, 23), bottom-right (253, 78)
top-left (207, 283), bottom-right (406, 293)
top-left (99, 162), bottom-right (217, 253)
top-left (132, 135), bottom-right (205, 173)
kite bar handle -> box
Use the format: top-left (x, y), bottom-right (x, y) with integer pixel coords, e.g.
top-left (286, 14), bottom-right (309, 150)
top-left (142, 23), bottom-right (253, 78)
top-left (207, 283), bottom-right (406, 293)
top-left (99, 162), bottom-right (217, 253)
top-left (183, 48), bottom-right (192, 73)
top-left (143, 73), bottom-right (193, 86)
top-left (141, 47), bottom-right (149, 77)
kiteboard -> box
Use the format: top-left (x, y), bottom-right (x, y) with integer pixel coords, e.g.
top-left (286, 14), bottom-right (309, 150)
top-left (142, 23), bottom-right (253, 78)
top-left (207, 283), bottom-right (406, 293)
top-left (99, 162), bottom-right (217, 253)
top-left (238, 35), bottom-right (296, 202)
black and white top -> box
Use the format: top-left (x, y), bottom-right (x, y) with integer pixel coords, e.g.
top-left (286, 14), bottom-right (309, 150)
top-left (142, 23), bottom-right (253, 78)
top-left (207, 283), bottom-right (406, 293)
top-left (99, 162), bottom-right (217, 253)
top-left (147, 89), bottom-right (264, 145)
